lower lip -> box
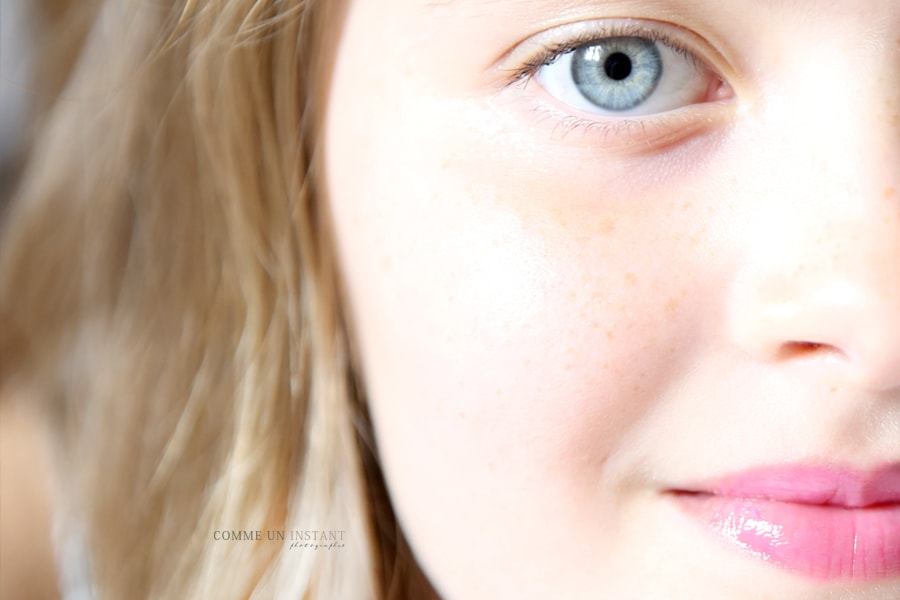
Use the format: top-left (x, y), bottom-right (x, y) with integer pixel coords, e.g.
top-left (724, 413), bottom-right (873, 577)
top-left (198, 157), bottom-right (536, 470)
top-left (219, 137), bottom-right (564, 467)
top-left (672, 493), bottom-right (900, 581)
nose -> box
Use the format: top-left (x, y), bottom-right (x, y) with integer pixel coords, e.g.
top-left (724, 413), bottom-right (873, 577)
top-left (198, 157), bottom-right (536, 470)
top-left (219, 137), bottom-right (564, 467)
top-left (731, 261), bottom-right (900, 391)
top-left (728, 44), bottom-right (900, 393)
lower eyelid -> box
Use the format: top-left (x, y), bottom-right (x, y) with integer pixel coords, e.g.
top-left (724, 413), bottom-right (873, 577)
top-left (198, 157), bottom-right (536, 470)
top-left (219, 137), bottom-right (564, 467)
top-left (508, 87), bottom-right (735, 153)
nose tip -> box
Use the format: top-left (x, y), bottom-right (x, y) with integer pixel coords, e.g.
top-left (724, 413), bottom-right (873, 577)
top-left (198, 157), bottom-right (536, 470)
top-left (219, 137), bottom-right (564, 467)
top-left (730, 277), bottom-right (900, 392)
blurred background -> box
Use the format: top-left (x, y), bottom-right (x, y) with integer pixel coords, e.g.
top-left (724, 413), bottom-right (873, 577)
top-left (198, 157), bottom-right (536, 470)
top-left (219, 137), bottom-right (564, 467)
top-left (1, 0), bottom-right (63, 598)
top-left (1, 0), bottom-right (32, 188)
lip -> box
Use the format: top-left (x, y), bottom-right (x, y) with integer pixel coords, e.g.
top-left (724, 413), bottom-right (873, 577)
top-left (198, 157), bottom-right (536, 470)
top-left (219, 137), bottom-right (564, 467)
top-left (668, 464), bottom-right (900, 581)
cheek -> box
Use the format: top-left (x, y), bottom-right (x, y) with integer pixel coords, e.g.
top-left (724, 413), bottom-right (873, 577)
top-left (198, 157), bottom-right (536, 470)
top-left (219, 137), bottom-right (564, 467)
top-left (326, 80), bottom-right (714, 518)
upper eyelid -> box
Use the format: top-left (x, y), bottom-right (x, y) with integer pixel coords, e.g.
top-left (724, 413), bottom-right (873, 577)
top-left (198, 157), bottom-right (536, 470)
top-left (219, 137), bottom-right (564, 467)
top-left (493, 18), bottom-right (734, 87)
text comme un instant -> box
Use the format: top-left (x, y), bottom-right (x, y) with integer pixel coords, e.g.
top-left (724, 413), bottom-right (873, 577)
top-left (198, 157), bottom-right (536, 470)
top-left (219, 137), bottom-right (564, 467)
top-left (213, 530), bottom-right (346, 542)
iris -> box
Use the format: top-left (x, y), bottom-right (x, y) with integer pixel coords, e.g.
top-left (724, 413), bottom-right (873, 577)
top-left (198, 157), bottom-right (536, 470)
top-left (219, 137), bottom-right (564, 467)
top-left (571, 37), bottom-right (663, 111)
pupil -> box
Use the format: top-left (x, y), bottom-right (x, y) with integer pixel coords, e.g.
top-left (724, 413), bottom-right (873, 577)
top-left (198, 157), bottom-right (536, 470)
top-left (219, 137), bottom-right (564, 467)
top-left (604, 53), bottom-right (632, 81)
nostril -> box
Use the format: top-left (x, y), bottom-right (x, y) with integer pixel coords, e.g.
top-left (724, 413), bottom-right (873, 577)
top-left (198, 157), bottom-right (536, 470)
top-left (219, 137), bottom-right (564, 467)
top-left (775, 341), bottom-right (835, 360)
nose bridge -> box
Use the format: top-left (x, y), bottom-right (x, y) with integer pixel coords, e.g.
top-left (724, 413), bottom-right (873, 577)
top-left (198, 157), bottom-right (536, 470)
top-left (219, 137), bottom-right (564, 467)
top-left (729, 35), bottom-right (900, 391)
top-left (773, 34), bottom-right (899, 204)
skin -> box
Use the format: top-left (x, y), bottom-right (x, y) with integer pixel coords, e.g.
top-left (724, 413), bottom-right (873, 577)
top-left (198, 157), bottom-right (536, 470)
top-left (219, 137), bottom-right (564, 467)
top-left (323, 0), bottom-right (900, 598)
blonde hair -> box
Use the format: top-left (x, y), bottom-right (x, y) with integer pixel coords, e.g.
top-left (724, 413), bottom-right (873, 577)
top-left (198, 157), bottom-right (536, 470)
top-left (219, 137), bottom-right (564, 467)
top-left (0, 0), bottom-right (433, 597)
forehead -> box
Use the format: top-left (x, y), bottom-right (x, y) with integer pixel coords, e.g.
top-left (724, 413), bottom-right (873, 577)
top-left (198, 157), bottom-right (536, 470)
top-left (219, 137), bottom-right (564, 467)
top-left (336, 0), bottom-right (895, 80)
top-left (420, 0), bottom-right (863, 10)
top-left (351, 0), bottom-right (896, 89)
top-left (411, 0), bottom-right (896, 29)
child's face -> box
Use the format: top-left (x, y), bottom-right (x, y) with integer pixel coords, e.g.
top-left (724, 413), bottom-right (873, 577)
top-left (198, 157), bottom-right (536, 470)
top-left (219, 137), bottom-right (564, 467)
top-left (324, 1), bottom-right (900, 598)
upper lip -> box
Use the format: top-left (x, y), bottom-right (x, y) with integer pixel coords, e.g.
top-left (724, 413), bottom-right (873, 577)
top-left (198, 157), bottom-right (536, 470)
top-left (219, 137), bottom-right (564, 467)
top-left (674, 463), bottom-right (900, 508)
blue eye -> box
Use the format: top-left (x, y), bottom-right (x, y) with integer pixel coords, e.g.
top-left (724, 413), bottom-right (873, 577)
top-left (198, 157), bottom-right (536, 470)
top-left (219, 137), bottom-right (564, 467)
top-left (535, 35), bottom-right (714, 117)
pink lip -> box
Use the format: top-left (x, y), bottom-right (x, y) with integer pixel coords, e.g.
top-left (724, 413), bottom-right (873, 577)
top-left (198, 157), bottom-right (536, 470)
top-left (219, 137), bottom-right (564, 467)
top-left (670, 464), bottom-right (900, 581)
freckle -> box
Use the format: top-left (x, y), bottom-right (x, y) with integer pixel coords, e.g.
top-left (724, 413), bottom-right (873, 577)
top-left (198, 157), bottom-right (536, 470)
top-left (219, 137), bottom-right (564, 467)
top-left (600, 219), bottom-right (615, 234)
top-left (885, 187), bottom-right (896, 200)
top-left (624, 272), bottom-right (637, 286)
top-left (379, 256), bottom-right (392, 269)
top-left (605, 330), bottom-right (614, 340)
top-left (665, 298), bottom-right (680, 314)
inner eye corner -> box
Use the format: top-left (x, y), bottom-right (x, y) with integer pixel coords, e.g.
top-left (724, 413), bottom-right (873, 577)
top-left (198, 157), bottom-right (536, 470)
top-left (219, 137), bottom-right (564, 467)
top-left (706, 76), bottom-right (735, 103)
